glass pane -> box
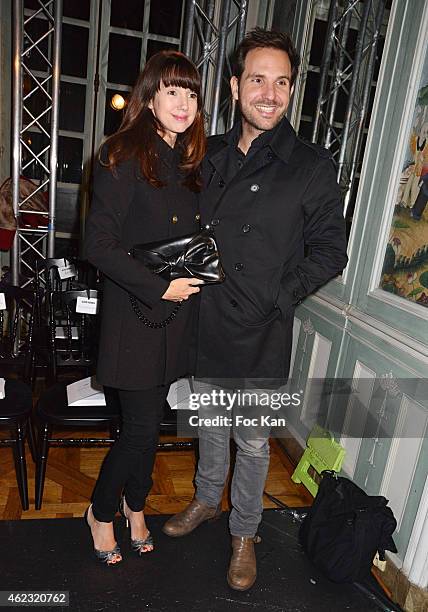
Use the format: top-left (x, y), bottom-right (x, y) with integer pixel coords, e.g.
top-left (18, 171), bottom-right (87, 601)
top-left (57, 136), bottom-right (83, 184)
top-left (297, 120), bottom-right (314, 141)
top-left (373, 36), bottom-right (385, 81)
top-left (328, 127), bottom-right (342, 160)
top-left (25, 0), bottom-right (90, 20)
top-left (24, 17), bottom-right (50, 72)
top-left (104, 89), bottom-right (130, 136)
top-left (55, 188), bottom-right (80, 234)
top-left (108, 34), bottom-right (142, 86)
top-left (63, 0), bottom-right (90, 20)
top-left (55, 237), bottom-right (79, 259)
top-left (146, 39), bottom-right (178, 61)
top-left (345, 177), bottom-right (359, 238)
top-left (345, 28), bottom-right (358, 62)
top-left (301, 71), bottom-right (319, 119)
top-left (110, 0), bottom-right (145, 31)
top-left (309, 19), bottom-right (327, 67)
top-left (334, 88), bottom-right (348, 125)
top-left (24, 0), bottom-right (42, 9)
top-left (21, 132), bottom-right (49, 182)
top-left (59, 82), bottom-right (86, 132)
top-left (61, 24), bottom-right (89, 78)
top-left (365, 86), bottom-right (377, 127)
top-left (23, 83), bottom-right (50, 132)
top-left (149, 0), bottom-right (183, 38)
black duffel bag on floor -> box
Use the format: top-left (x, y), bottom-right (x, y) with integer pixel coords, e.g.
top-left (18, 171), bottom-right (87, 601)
top-left (299, 470), bottom-right (397, 583)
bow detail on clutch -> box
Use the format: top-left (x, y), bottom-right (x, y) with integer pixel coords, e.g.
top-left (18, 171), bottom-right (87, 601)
top-left (130, 227), bottom-right (225, 284)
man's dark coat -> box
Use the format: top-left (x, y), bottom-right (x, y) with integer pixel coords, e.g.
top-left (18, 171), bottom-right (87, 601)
top-left (195, 117), bottom-right (348, 382)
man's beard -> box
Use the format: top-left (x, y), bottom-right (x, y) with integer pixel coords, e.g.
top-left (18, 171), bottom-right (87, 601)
top-left (239, 98), bottom-right (287, 132)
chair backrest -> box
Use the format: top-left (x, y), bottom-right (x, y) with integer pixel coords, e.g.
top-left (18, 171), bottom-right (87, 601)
top-left (47, 288), bottom-right (100, 381)
top-left (35, 257), bottom-right (75, 311)
top-left (34, 258), bottom-right (71, 326)
top-left (0, 285), bottom-right (35, 381)
top-left (34, 258), bottom-right (98, 326)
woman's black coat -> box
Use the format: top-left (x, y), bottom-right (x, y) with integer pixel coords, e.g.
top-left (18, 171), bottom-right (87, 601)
top-left (84, 139), bottom-right (200, 390)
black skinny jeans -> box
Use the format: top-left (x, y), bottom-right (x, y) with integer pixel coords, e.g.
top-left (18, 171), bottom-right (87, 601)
top-left (91, 385), bottom-right (168, 522)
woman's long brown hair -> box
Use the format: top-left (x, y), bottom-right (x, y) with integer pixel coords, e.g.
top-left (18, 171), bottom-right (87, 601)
top-left (101, 51), bottom-right (206, 191)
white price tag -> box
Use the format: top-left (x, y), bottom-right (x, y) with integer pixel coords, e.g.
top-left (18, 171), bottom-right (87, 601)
top-left (0, 293), bottom-right (6, 310)
top-left (76, 296), bottom-right (98, 315)
top-left (58, 263), bottom-right (77, 280)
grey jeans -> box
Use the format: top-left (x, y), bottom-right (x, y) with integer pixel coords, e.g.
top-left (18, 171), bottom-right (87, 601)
top-left (193, 381), bottom-right (271, 537)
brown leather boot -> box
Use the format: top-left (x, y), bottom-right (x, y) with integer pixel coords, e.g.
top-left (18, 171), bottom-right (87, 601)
top-left (162, 498), bottom-right (222, 537)
top-left (227, 535), bottom-right (261, 591)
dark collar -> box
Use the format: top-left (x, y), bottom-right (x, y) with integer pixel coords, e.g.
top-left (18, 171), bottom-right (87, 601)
top-left (269, 116), bottom-right (297, 163)
top-left (155, 132), bottom-right (182, 168)
top-left (209, 115), bottom-right (296, 165)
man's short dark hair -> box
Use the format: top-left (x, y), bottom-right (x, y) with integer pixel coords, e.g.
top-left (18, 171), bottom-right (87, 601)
top-left (233, 27), bottom-right (300, 86)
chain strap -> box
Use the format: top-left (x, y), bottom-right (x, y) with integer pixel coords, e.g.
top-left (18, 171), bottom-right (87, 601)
top-left (128, 293), bottom-right (182, 329)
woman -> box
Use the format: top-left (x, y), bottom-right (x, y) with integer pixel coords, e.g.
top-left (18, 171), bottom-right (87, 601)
top-left (83, 51), bottom-right (205, 565)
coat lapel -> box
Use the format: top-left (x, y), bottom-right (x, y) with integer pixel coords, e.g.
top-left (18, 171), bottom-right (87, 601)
top-left (202, 117), bottom-right (298, 217)
top-left (230, 149), bottom-right (271, 183)
top-left (205, 144), bottom-right (230, 183)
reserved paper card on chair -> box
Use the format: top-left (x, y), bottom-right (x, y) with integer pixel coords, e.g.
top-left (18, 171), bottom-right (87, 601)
top-left (57, 262), bottom-right (76, 280)
top-left (67, 376), bottom-right (106, 406)
top-left (76, 296), bottom-right (98, 315)
top-left (167, 377), bottom-right (194, 411)
top-left (0, 378), bottom-right (5, 399)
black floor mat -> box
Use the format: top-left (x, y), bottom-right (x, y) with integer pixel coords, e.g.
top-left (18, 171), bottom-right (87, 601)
top-left (0, 509), bottom-right (400, 611)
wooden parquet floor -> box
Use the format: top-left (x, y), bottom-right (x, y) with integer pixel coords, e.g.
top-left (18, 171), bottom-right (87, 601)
top-left (0, 432), bottom-right (312, 520)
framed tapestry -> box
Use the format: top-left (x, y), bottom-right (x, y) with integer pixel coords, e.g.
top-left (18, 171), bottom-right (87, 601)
top-left (379, 42), bottom-right (428, 308)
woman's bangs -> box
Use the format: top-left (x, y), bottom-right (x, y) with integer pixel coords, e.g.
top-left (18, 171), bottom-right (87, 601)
top-left (160, 61), bottom-right (201, 97)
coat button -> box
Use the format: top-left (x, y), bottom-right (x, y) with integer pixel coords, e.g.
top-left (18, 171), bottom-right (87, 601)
top-left (293, 289), bottom-right (303, 304)
top-left (242, 224), bottom-right (251, 233)
top-left (234, 263), bottom-right (244, 271)
top-left (230, 299), bottom-right (238, 307)
top-left (195, 213), bottom-right (200, 221)
top-left (211, 218), bottom-right (220, 226)
top-left (172, 215), bottom-right (178, 223)
top-left (250, 184), bottom-right (259, 192)
top-left (218, 180), bottom-right (225, 188)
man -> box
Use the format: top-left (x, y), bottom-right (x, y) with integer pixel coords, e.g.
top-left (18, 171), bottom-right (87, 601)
top-left (163, 28), bottom-right (348, 590)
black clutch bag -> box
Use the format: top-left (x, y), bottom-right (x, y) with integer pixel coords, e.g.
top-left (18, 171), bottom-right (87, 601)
top-left (130, 226), bottom-right (225, 284)
top-left (128, 226), bottom-right (225, 329)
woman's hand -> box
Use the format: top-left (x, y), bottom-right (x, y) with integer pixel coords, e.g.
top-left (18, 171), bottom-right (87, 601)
top-left (162, 278), bottom-right (204, 302)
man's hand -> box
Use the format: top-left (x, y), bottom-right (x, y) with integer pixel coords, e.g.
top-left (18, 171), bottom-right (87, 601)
top-left (162, 278), bottom-right (204, 302)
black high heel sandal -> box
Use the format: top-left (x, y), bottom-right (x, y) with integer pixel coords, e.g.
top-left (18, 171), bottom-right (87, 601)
top-left (119, 495), bottom-right (154, 556)
top-left (84, 505), bottom-right (122, 566)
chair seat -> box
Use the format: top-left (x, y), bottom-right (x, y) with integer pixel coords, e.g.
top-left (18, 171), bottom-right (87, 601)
top-left (0, 380), bottom-right (32, 419)
top-left (36, 382), bottom-right (119, 426)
